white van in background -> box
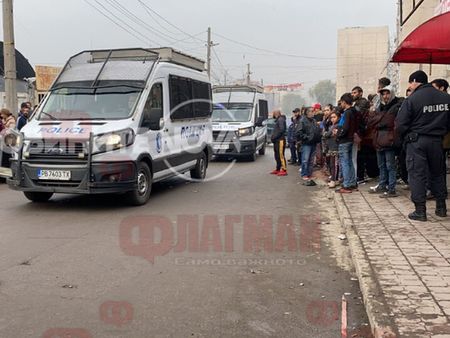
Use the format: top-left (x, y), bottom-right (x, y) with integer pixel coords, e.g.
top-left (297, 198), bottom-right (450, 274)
top-left (212, 85), bottom-right (268, 161)
top-left (7, 48), bottom-right (213, 205)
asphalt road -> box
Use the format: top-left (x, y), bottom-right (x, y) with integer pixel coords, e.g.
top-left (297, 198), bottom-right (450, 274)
top-left (0, 147), bottom-right (372, 338)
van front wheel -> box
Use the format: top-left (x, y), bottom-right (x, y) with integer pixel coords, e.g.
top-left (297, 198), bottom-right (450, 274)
top-left (23, 192), bottom-right (53, 203)
top-left (126, 162), bottom-right (152, 206)
top-left (258, 142), bottom-right (266, 155)
top-left (190, 152), bottom-right (207, 180)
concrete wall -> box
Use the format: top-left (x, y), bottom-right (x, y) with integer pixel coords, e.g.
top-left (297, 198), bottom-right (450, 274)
top-left (336, 26), bottom-right (390, 102)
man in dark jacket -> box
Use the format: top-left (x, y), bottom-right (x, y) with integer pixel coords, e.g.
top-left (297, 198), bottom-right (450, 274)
top-left (270, 109), bottom-right (288, 176)
top-left (335, 93), bottom-right (358, 193)
top-left (352, 86), bottom-right (378, 181)
top-left (296, 107), bottom-right (321, 180)
top-left (287, 108), bottom-right (301, 165)
top-left (369, 85), bottom-right (403, 198)
top-left (17, 103), bottom-right (30, 131)
top-left (396, 70), bottom-right (450, 221)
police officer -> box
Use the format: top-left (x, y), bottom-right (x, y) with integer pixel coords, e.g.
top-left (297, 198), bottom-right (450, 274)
top-left (396, 70), bottom-right (450, 222)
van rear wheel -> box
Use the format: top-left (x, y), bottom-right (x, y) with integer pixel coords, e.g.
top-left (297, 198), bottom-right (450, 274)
top-left (126, 162), bottom-right (152, 206)
top-left (23, 192), bottom-right (53, 203)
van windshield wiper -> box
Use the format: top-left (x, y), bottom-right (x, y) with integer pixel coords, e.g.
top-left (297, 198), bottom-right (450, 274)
top-left (40, 111), bottom-right (58, 120)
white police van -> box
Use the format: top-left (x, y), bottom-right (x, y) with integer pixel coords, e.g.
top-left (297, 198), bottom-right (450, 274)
top-left (211, 85), bottom-right (268, 161)
top-left (7, 48), bottom-right (213, 205)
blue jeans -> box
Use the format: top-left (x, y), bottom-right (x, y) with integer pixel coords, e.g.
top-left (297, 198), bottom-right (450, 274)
top-left (339, 142), bottom-right (356, 188)
top-left (377, 149), bottom-right (397, 191)
top-left (301, 144), bottom-right (316, 177)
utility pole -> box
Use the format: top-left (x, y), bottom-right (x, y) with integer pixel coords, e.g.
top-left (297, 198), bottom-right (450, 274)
top-left (3, 0), bottom-right (17, 115)
top-left (206, 27), bottom-right (219, 80)
top-left (246, 63), bottom-right (252, 85)
top-left (207, 27), bottom-right (212, 79)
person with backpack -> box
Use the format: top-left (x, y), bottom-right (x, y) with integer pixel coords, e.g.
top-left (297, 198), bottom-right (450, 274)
top-left (296, 107), bottom-right (322, 181)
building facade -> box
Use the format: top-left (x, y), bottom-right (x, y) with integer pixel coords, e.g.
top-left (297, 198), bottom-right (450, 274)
top-left (336, 26), bottom-right (390, 102)
top-left (395, 0), bottom-right (450, 95)
top-left (0, 78), bottom-right (34, 111)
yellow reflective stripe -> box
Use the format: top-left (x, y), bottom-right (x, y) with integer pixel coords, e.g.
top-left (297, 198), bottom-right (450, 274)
top-left (279, 139), bottom-right (286, 171)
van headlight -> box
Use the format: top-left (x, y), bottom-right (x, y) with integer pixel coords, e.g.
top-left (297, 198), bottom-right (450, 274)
top-left (2, 129), bottom-right (22, 153)
top-left (93, 129), bottom-right (135, 154)
top-left (236, 127), bottom-right (254, 137)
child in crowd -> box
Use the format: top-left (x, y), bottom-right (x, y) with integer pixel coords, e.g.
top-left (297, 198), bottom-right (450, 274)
top-left (323, 111), bottom-right (341, 188)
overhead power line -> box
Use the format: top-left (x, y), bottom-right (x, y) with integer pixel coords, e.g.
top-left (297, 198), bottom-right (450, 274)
top-left (83, 0), bottom-right (151, 45)
top-left (137, 0), bottom-right (207, 43)
top-left (170, 31), bottom-right (207, 46)
top-left (105, 0), bottom-right (178, 43)
top-left (100, 0), bottom-right (206, 50)
top-left (84, 0), bottom-right (161, 46)
top-left (133, 0), bottom-right (179, 37)
top-left (214, 32), bottom-right (336, 60)
top-left (131, 1), bottom-right (202, 47)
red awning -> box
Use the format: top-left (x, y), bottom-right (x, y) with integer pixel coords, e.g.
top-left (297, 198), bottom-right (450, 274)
top-left (391, 12), bottom-right (450, 64)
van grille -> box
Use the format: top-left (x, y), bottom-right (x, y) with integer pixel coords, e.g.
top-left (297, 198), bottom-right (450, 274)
top-left (27, 139), bottom-right (88, 161)
top-left (213, 131), bottom-right (236, 142)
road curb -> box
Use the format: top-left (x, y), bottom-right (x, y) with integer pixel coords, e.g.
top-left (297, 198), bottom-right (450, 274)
top-left (333, 191), bottom-right (398, 338)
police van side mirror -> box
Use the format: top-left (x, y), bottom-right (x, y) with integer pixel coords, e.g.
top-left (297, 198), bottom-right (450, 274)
top-left (141, 108), bottom-right (163, 131)
top-left (256, 116), bottom-right (266, 127)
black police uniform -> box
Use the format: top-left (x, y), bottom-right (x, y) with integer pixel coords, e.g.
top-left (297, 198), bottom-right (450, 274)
top-left (396, 84), bottom-right (450, 218)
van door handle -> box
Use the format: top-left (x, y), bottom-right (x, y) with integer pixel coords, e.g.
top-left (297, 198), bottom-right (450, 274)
top-left (163, 128), bottom-right (169, 132)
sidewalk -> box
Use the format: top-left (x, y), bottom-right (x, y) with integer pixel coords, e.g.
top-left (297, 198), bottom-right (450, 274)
top-left (334, 184), bottom-right (450, 338)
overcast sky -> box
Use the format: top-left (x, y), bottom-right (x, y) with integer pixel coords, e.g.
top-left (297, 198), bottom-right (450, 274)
top-left (4, 0), bottom-right (397, 88)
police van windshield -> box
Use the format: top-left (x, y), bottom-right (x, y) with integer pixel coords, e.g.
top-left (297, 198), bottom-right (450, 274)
top-left (212, 103), bottom-right (253, 122)
top-left (37, 84), bottom-right (142, 121)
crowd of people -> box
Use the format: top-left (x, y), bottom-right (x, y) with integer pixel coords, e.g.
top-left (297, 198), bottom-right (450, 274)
top-left (270, 70), bottom-right (450, 222)
top-left (0, 102), bottom-right (32, 168)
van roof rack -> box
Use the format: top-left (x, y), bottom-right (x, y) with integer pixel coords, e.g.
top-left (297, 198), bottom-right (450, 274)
top-left (71, 47), bottom-right (205, 72)
top-left (51, 47), bottom-right (206, 90)
top-left (213, 85), bottom-right (265, 94)
top-left (149, 47), bottom-right (205, 72)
